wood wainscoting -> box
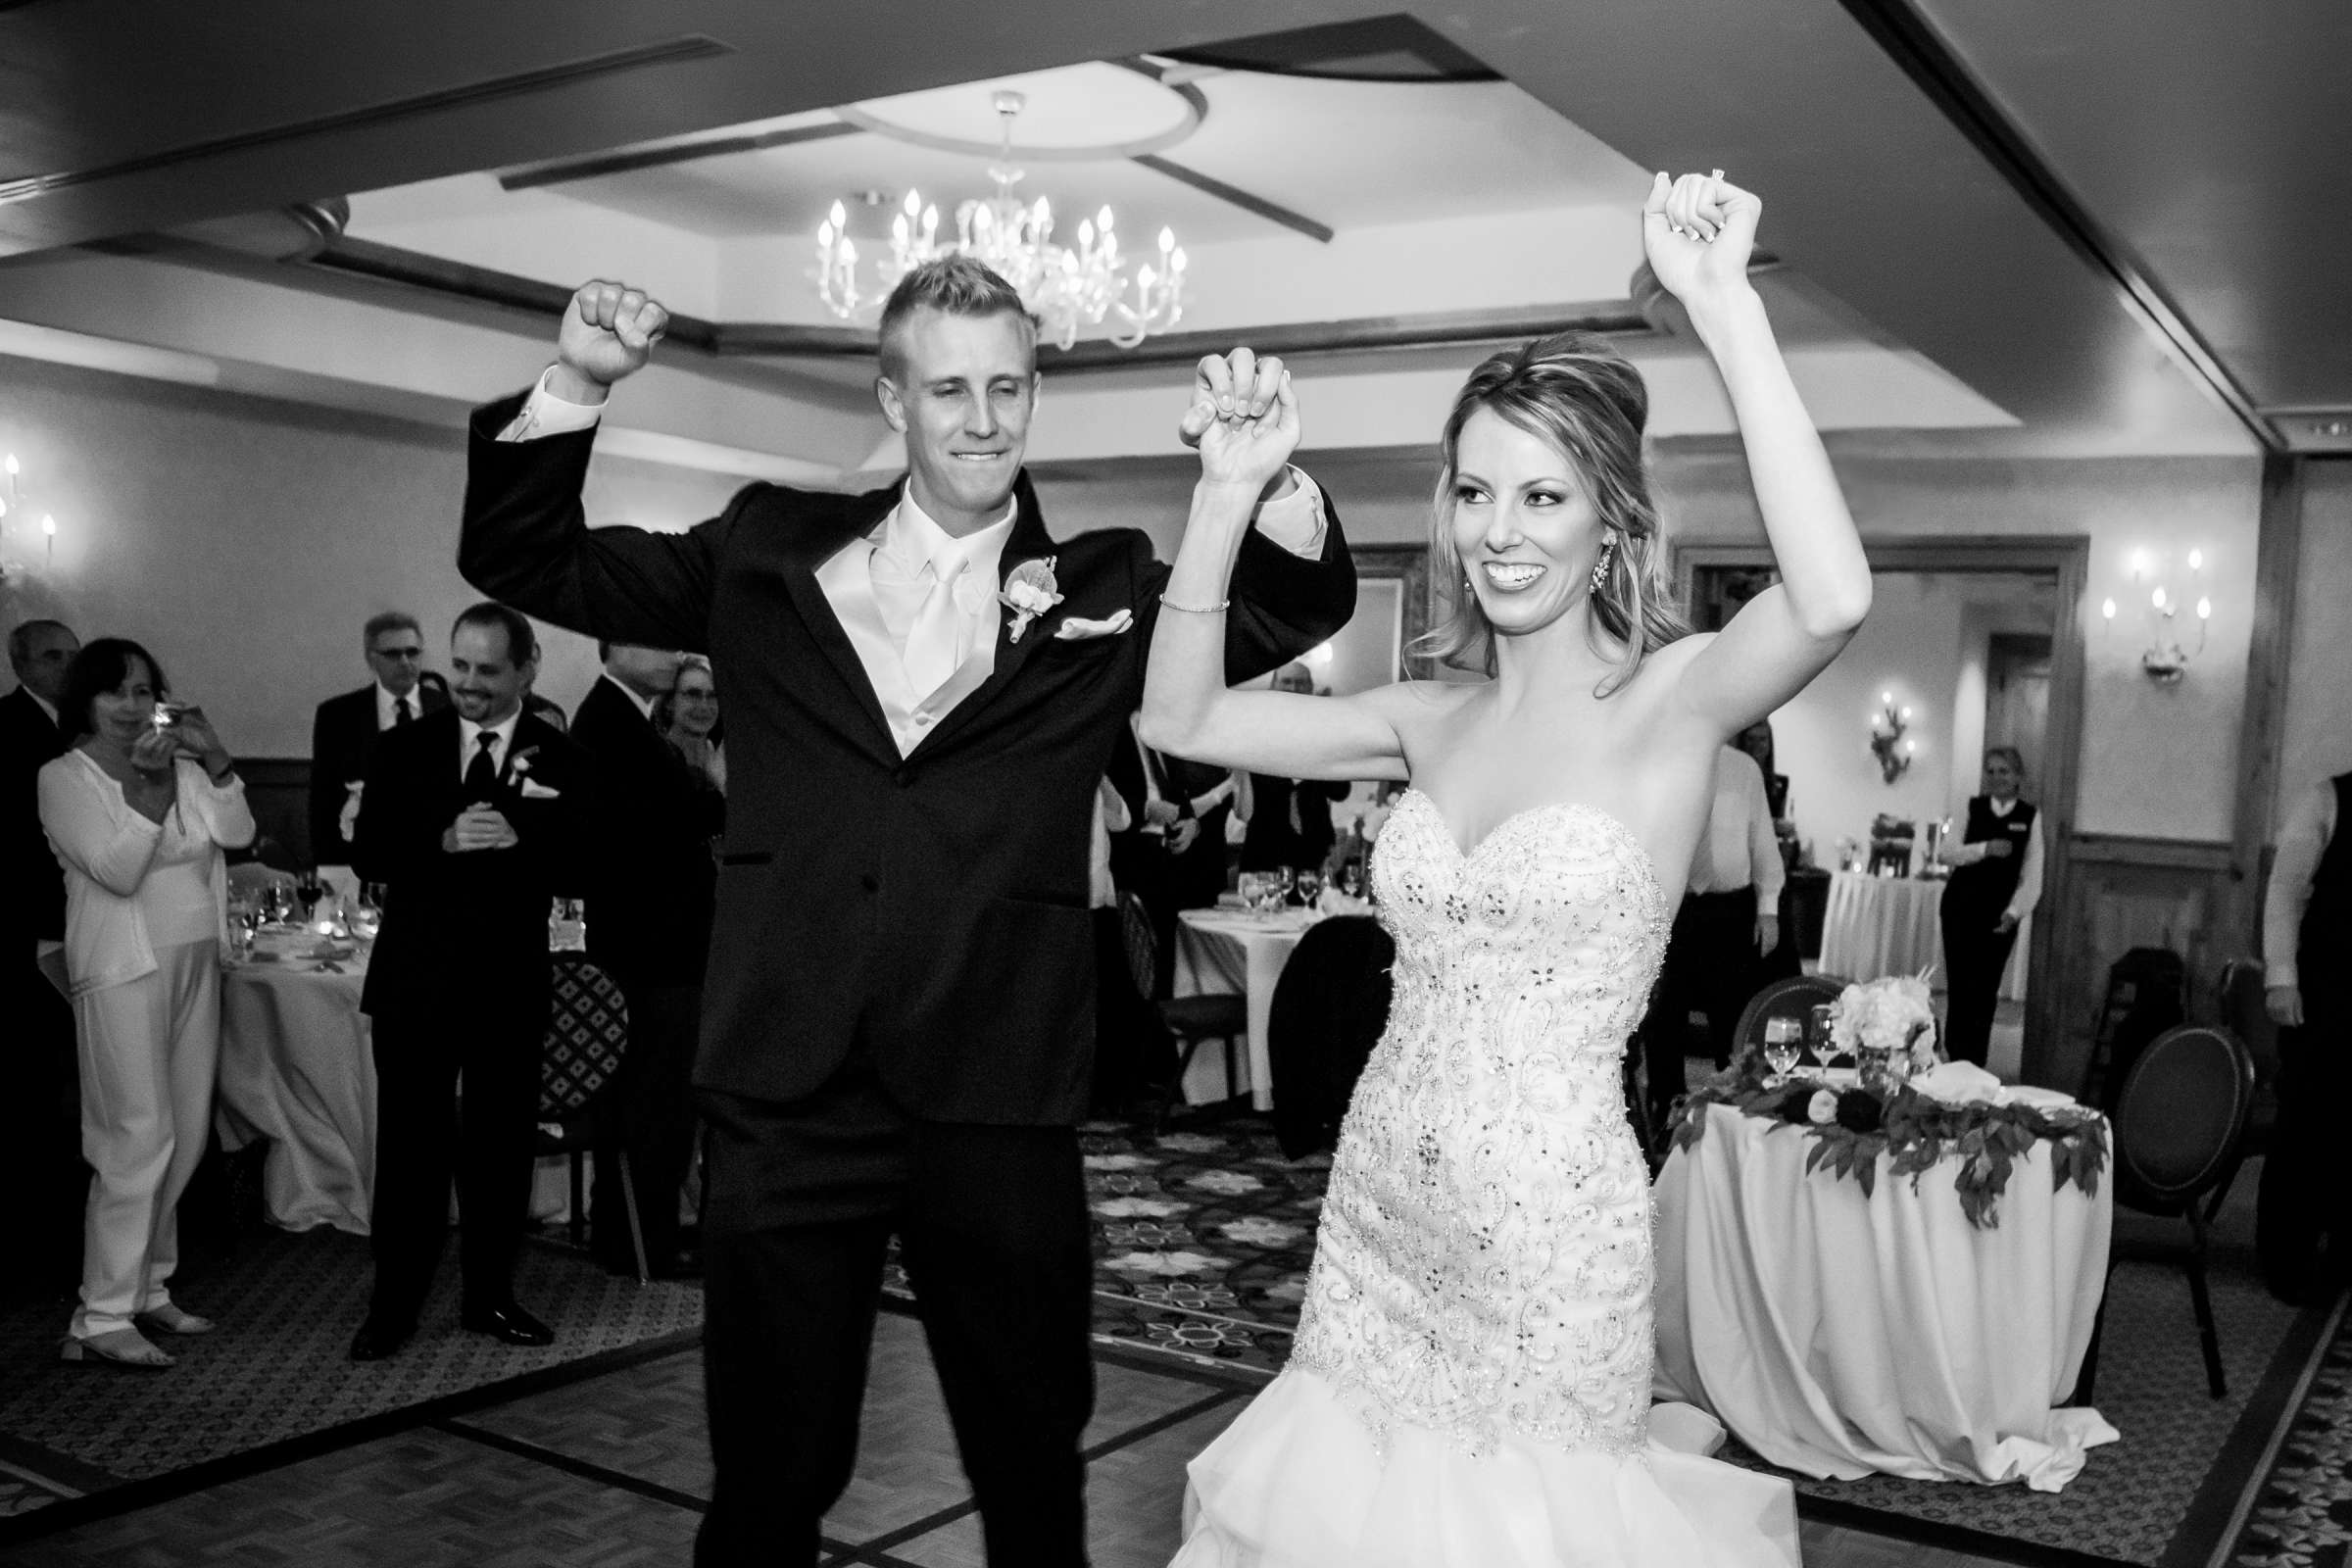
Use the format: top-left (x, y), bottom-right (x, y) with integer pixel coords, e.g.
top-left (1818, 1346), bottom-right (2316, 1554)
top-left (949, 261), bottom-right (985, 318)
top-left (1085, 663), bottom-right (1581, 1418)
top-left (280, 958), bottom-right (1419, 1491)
top-left (2031, 833), bottom-right (2241, 1093)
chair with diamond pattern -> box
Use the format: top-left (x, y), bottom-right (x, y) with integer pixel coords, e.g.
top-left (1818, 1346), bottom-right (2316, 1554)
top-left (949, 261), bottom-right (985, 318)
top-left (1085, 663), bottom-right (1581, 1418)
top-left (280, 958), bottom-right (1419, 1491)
top-left (538, 955), bottom-right (648, 1283)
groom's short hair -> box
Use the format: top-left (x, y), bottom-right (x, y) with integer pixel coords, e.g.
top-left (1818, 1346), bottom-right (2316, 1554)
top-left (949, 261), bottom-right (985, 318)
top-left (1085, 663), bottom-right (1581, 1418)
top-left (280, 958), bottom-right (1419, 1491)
top-left (877, 256), bottom-right (1037, 381)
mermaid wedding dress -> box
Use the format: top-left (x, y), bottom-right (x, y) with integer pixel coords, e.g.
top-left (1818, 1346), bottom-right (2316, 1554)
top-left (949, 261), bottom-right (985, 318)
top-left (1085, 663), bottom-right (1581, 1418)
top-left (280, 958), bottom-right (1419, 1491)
top-left (1173, 790), bottom-right (1799, 1567)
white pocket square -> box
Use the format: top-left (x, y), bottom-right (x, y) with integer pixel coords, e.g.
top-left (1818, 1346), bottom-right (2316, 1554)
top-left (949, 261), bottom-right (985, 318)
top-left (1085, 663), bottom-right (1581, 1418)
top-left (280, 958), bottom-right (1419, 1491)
top-left (1053, 609), bottom-right (1135, 641)
top-left (516, 778), bottom-right (563, 799)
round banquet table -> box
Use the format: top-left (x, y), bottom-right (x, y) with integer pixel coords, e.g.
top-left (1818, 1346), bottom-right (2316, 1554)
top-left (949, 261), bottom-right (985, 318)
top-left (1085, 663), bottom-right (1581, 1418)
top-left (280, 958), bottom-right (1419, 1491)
top-left (215, 953), bottom-right (375, 1234)
top-left (1819, 869), bottom-right (2028, 1001)
top-left (1172, 906), bottom-right (1320, 1108)
top-left (1652, 1100), bottom-right (2116, 1491)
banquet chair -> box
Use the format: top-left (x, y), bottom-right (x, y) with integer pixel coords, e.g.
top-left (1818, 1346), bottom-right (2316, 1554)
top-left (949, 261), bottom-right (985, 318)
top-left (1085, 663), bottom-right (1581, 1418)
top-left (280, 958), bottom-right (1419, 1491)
top-left (1266, 914), bottom-right (1395, 1158)
top-left (537, 955), bottom-right (649, 1284)
top-left (2076, 1023), bottom-right (2257, 1402)
top-left (1120, 893), bottom-right (1248, 1128)
top-left (1731, 973), bottom-right (1850, 1065)
top-left (2201, 959), bottom-right (2280, 1220)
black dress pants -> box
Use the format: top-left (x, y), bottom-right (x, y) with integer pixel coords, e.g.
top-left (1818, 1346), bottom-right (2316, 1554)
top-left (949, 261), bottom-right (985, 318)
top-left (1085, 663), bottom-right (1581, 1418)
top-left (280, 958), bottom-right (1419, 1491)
top-left (1, 963), bottom-right (83, 1297)
top-left (2258, 999), bottom-right (2352, 1300)
top-left (591, 979), bottom-right (701, 1266)
top-left (1938, 893), bottom-right (2015, 1068)
top-left (367, 994), bottom-right (543, 1324)
top-left (1639, 889), bottom-right (1759, 1129)
top-left (695, 1063), bottom-right (1095, 1568)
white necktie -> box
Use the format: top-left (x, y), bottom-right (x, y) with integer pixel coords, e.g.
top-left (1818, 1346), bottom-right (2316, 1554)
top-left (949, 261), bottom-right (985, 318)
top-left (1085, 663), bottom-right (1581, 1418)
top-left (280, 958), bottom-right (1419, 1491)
top-left (902, 544), bottom-right (969, 699)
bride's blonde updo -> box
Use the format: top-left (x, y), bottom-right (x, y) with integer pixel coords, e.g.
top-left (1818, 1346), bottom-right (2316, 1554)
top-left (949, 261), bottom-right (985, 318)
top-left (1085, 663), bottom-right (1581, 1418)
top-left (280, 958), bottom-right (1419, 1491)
top-left (1413, 331), bottom-right (1689, 694)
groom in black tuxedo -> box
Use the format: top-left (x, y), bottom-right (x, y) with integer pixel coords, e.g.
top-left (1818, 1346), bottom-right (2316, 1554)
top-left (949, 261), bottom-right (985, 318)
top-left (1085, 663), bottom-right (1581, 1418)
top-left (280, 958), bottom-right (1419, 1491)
top-left (459, 258), bottom-right (1353, 1565)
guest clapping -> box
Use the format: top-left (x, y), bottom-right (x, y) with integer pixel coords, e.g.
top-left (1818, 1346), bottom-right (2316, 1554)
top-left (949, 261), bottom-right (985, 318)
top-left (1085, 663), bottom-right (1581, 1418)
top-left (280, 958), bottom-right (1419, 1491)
top-left (38, 639), bottom-right (253, 1368)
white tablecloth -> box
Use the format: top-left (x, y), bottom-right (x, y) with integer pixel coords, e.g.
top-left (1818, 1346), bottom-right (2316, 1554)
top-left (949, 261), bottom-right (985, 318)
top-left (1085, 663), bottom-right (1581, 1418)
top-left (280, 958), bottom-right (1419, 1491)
top-left (1820, 870), bottom-right (2028, 1002)
top-left (1652, 1101), bottom-right (2116, 1491)
top-left (216, 956), bottom-right (375, 1234)
top-left (1172, 907), bottom-right (1319, 1109)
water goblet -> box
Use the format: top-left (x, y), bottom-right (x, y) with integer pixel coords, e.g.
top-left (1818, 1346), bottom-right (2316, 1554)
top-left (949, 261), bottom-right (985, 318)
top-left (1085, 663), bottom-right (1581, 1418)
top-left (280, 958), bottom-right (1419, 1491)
top-left (1761, 1016), bottom-right (1802, 1085)
top-left (1293, 867), bottom-right (1325, 909)
top-left (1274, 865), bottom-right (1296, 906)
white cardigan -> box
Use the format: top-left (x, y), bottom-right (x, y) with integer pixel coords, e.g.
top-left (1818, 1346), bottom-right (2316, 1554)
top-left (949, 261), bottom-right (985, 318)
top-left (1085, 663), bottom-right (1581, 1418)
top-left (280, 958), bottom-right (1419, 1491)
top-left (38, 749), bottom-right (256, 997)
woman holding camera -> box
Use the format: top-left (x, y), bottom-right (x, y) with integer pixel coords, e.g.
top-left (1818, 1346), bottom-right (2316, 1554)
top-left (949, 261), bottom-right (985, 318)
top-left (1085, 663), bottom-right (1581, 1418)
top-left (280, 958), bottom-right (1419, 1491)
top-left (37, 637), bottom-right (252, 1368)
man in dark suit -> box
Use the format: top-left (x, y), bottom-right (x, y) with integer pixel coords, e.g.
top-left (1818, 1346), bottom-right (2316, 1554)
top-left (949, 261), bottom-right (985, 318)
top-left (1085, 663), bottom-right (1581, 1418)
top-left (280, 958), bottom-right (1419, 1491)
top-left (2, 617), bottom-right (81, 1295)
top-left (1240, 662), bottom-right (1349, 877)
top-left (569, 642), bottom-right (712, 1277)
top-left (458, 259), bottom-right (1353, 1566)
top-left (309, 611), bottom-right (448, 867)
top-left (347, 603), bottom-right (594, 1360)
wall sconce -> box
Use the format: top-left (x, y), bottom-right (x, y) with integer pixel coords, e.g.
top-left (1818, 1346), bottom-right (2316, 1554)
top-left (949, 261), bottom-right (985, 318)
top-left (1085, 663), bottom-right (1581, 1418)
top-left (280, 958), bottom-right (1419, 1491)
top-left (1869, 690), bottom-right (1916, 784)
top-left (2102, 547), bottom-right (2209, 684)
top-left (0, 452), bottom-right (61, 585)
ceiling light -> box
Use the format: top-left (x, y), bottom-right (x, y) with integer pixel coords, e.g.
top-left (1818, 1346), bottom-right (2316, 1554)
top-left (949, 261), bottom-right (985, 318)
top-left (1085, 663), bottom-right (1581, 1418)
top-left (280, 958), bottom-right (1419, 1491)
top-left (812, 90), bottom-right (1185, 349)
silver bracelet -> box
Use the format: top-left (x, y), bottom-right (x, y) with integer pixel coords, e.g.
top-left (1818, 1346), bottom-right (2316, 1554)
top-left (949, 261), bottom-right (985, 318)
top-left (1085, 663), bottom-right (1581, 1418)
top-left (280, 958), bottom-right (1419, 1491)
top-left (1160, 592), bottom-right (1230, 613)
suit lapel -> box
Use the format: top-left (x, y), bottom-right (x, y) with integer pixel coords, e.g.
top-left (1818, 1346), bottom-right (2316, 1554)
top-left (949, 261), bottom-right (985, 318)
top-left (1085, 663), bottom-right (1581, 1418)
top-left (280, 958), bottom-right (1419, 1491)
top-left (783, 488), bottom-right (903, 762)
top-left (908, 472), bottom-right (1059, 761)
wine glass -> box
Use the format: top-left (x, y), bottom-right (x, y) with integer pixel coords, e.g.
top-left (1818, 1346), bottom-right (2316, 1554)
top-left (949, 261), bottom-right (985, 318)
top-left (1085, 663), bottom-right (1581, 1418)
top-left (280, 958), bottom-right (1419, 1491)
top-left (1807, 1004), bottom-right (1845, 1074)
top-left (1762, 1015), bottom-right (1803, 1085)
top-left (1274, 865), bottom-right (1296, 906)
top-left (350, 883), bottom-right (384, 943)
top-left (1235, 871), bottom-right (1266, 912)
top-left (262, 883), bottom-right (290, 926)
top-left (295, 866), bottom-right (324, 919)
top-left (1293, 867), bottom-right (1325, 909)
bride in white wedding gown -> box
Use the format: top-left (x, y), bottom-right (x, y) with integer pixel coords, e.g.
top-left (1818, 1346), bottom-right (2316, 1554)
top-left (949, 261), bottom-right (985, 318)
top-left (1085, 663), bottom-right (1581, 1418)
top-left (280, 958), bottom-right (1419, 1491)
top-left (1140, 172), bottom-right (1872, 1568)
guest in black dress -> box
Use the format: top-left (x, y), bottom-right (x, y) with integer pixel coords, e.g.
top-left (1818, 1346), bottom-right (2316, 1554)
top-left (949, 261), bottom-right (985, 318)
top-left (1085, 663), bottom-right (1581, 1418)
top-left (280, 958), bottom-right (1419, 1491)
top-left (1936, 747), bottom-right (2041, 1066)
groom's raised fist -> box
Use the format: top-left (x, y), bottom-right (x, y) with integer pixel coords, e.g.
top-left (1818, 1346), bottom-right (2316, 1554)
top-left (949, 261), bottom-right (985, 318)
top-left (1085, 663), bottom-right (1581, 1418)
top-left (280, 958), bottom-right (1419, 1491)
top-left (554, 279), bottom-right (669, 402)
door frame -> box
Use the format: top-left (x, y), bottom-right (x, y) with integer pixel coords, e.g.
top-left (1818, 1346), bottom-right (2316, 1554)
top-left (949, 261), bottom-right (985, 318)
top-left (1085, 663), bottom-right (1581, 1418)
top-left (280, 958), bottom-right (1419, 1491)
top-left (1673, 535), bottom-right (2091, 1084)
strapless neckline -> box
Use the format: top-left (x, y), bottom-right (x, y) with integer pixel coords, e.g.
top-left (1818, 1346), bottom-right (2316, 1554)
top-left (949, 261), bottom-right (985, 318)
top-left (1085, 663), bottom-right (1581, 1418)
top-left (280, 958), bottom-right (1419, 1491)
top-left (1395, 787), bottom-right (1666, 912)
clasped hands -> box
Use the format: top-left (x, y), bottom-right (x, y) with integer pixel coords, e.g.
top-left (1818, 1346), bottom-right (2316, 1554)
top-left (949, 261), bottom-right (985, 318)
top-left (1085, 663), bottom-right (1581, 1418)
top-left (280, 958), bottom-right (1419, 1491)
top-left (1181, 348), bottom-right (1298, 498)
top-left (443, 804), bottom-right (519, 854)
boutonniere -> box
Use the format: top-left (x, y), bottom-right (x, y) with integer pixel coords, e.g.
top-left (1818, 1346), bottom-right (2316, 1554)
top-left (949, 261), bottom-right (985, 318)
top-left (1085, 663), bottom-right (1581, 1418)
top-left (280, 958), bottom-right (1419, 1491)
top-left (1000, 556), bottom-right (1064, 644)
top-left (509, 746), bottom-right (540, 778)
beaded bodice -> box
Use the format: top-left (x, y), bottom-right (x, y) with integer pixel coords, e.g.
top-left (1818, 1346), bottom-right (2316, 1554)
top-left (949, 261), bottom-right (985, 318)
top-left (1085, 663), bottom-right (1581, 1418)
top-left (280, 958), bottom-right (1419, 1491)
top-left (1291, 789), bottom-right (1671, 1460)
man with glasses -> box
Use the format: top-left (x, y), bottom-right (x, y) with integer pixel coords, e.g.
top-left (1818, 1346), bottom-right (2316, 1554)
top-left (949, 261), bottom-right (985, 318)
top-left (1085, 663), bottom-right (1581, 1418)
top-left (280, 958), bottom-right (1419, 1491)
top-left (310, 611), bottom-right (448, 869)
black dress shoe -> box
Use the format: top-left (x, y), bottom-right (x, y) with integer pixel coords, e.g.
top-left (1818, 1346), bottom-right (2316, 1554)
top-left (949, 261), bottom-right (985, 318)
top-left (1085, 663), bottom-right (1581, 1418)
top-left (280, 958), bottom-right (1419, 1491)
top-left (349, 1316), bottom-right (415, 1362)
top-left (461, 1301), bottom-right (554, 1347)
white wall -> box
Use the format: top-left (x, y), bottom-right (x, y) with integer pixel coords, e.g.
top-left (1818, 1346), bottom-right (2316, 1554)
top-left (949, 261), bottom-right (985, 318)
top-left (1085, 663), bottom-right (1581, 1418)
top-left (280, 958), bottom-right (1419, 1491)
top-left (1659, 450), bottom-right (2263, 844)
top-left (1771, 574), bottom-right (1962, 865)
top-left (0, 355), bottom-right (745, 757)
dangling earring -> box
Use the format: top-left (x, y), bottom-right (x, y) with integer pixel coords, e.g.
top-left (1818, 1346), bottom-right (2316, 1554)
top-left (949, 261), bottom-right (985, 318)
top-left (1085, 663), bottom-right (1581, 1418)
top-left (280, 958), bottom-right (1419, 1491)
top-left (1590, 536), bottom-right (1616, 595)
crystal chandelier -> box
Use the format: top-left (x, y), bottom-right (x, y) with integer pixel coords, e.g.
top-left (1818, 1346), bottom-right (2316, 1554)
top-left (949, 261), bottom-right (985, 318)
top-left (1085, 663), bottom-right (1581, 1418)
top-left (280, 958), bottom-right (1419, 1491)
top-left (813, 90), bottom-right (1186, 349)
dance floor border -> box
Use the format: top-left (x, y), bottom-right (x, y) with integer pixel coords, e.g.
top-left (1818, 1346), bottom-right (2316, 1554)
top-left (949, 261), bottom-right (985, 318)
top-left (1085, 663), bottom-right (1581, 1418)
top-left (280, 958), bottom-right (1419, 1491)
top-left (1777, 1294), bottom-right (2345, 1568)
top-left (0, 1323), bottom-right (702, 1552)
top-left (0, 1289), bottom-right (1256, 1568)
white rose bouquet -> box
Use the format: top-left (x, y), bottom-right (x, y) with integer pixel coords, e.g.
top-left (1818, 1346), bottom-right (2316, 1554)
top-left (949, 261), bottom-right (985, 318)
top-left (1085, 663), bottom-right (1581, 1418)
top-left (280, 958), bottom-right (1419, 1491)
top-left (1827, 973), bottom-right (1940, 1074)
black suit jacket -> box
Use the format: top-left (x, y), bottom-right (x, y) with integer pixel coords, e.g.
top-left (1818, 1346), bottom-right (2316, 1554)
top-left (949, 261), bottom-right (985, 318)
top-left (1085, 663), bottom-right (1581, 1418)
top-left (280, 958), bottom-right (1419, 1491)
top-left (2, 686), bottom-right (69, 949)
top-left (569, 675), bottom-right (718, 987)
top-left (311, 682), bottom-right (449, 864)
top-left (352, 707), bottom-right (594, 1021)
top-left (459, 389), bottom-right (1354, 1123)
top-left (1241, 774), bottom-right (1348, 873)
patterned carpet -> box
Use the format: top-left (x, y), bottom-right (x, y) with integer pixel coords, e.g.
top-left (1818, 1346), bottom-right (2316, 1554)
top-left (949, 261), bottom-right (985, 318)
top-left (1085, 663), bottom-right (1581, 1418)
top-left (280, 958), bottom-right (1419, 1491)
top-left (2227, 1301), bottom-right (2352, 1568)
top-left (0, 1228), bottom-right (704, 1521)
top-left (880, 1112), bottom-right (1325, 1382)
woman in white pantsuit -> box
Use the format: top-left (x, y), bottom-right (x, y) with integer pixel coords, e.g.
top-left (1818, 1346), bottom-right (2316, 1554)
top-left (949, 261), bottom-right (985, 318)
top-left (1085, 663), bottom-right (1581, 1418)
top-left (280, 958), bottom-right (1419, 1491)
top-left (38, 637), bottom-right (252, 1369)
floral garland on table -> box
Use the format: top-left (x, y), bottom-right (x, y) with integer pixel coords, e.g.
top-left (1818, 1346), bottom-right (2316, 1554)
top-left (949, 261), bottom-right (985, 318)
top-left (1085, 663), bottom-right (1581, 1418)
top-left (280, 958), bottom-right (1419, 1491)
top-left (1666, 978), bottom-right (2109, 1229)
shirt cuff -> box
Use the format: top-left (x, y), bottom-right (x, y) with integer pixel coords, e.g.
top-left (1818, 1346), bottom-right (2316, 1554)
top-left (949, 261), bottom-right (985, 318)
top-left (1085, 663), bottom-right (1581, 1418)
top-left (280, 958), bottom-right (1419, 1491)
top-left (496, 367), bottom-right (608, 442)
top-left (2268, 958), bottom-right (2299, 990)
top-left (1251, 467), bottom-right (1327, 558)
